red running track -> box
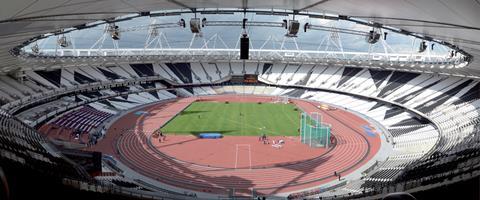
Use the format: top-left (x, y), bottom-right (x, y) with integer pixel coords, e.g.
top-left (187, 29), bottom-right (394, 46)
top-left (89, 95), bottom-right (381, 196)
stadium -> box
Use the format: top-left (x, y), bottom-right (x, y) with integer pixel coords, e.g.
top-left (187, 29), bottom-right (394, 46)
top-left (0, 1), bottom-right (479, 200)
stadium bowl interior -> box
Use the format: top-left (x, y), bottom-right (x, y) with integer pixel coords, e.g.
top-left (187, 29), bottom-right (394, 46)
top-left (0, 1), bottom-right (479, 200)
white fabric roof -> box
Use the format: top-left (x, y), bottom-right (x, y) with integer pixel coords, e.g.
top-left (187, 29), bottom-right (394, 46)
top-left (1, 0), bottom-right (479, 75)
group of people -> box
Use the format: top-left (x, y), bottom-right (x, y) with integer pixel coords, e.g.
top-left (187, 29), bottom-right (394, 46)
top-left (259, 133), bottom-right (269, 144)
top-left (152, 129), bottom-right (167, 142)
top-left (259, 133), bottom-right (285, 148)
top-left (272, 139), bottom-right (285, 149)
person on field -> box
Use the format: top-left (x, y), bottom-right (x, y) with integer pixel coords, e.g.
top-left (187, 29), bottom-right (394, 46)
top-left (158, 130), bottom-right (166, 142)
top-left (261, 133), bottom-right (269, 144)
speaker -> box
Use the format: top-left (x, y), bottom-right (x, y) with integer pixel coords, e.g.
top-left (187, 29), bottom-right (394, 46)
top-left (240, 37), bottom-right (249, 60)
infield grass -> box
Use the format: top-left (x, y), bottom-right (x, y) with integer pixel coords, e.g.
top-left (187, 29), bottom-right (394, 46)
top-left (161, 101), bottom-right (301, 136)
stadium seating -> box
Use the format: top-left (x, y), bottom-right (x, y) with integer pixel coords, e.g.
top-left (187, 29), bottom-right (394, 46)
top-left (0, 62), bottom-right (478, 199)
top-left (52, 106), bottom-right (112, 132)
top-left (0, 110), bottom-right (90, 179)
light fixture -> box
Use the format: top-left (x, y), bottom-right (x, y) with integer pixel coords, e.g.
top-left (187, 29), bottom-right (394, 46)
top-left (57, 35), bottom-right (69, 48)
top-left (202, 17), bottom-right (207, 27)
top-left (366, 29), bottom-right (380, 44)
top-left (282, 19), bottom-right (288, 29)
top-left (449, 50), bottom-right (455, 58)
top-left (286, 20), bottom-right (300, 37)
top-left (190, 18), bottom-right (201, 33)
top-left (418, 41), bottom-right (427, 53)
top-left (178, 19), bottom-right (186, 28)
top-left (108, 24), bottom-right (120, 40)
top-left (31, 43), bottom-right (39, 54)
top-left (304, 23), bottom-right (310, 32)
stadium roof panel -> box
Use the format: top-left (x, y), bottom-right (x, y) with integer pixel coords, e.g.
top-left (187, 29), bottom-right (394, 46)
top-left (1, 0), bottom-right (479, 76)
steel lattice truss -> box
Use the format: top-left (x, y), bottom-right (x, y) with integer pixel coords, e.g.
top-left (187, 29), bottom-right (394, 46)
top-left (19, 17), bottom-right (470, 76)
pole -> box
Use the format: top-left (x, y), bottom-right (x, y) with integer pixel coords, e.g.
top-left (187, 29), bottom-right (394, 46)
top-left (300, 112), bottom-right (305, 143)
top-left (326, 126), bottom-right (329, 148)
top-left (309, 116), bottom-right (313, 147)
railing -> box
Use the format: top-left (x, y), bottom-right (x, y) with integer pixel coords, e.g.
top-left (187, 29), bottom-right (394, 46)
top-left (0, 110), bottom-right (92, 180)
top-left (62, 178), bottom-right (200, 200)
top-left (1, 75), bottom-right (169, 113)
top-left (23, 48), bottom-right (468, 69)
top-left (315, 155), bottom-right (480, 200)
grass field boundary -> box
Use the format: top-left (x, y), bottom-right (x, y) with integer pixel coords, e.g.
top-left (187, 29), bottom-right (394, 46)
top-left (162, 101), bottom-right (301, 136)
top-left (157, 99), bottom-right (196, 131)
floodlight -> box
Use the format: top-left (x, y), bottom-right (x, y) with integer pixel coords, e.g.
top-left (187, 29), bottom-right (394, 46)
top-left (108, 24), bottom-right (120, 40)
top-left (31, 44), bottom-right (39, 54)
top-left (286, 20), bottom-right (300, 37)
top-left (190, 18), bottom-right (201, 33)
top-left (179, 19), bottom-right (186, 28)
top-left (366, 30), bottom-right (380, 44)
top-left (57, 35), bottom-right (69, 47)
top-left (418, 41), bottom-right (427, 53)
top-left (202, 18), bottom-right (207, 27)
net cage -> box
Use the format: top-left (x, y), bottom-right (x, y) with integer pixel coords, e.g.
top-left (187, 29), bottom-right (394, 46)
top-left (300, 112), bottom-right (331, 148)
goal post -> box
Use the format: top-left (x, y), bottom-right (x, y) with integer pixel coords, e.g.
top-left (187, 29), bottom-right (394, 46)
top-left (300, 112), bottom-right (331, 148)
top-left (273, 95), bottom-right (289, 104)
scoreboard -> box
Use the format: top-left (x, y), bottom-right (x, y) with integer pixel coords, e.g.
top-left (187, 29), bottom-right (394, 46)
top-left (230, 74), bottom-right (258, 83)
top-left (243, 74), bottom-right (258, 83)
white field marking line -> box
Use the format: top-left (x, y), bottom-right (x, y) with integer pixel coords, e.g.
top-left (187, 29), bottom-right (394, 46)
top-left (235, 144), bottom-right (238, 169)
top-left (235, 144), bottom-right (252, 170)
top-left (249, 144), bottom-right (251, 170)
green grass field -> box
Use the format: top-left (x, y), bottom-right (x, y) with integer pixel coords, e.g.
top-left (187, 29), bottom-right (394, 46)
top-left (161, 102), bottom-right (301, 136)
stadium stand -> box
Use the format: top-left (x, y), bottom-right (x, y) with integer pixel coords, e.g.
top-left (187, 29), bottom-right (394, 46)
top-left (0, 101), bottom-right (203, 199)
top-left (0, 3), bottom-right (479, 199)
top-left (0, 60), bottom-right (478, 199)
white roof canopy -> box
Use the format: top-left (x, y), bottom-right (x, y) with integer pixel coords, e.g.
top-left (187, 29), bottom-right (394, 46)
top-left (1, 0), bottom-right (479, 76)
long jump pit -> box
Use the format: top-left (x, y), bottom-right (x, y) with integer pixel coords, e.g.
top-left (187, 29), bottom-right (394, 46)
top-left (90, 94), bottom-right (381, 197)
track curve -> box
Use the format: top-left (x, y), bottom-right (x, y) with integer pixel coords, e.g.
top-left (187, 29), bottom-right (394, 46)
top-left (90, 95), bottom-right (381, 195)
